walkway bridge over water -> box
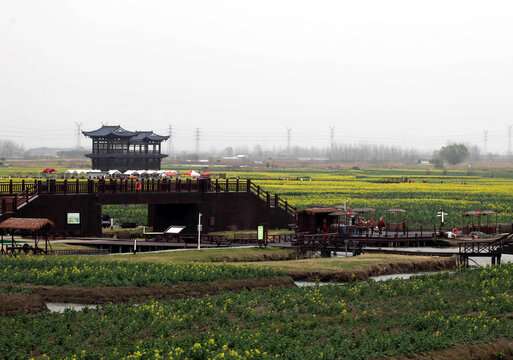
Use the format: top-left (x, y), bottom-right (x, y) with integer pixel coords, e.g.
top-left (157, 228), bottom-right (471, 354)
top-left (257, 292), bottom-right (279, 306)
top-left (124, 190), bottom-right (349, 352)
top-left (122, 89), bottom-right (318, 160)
top-left (290, 232), bottom-right (513, 266)
top-left (0, 179), bottom-right (295, 237)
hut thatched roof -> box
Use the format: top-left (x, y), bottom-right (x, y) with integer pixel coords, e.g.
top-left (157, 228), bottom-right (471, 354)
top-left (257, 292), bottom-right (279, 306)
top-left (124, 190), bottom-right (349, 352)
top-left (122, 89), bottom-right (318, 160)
top-left (307, 204), bottom-right (329, 208)
top-left (295, 208), bottom-right (339, 215)
top-left (386, 208), bottom-right (406, 213)
top-left (352, 207), bottom-right (376, 213)
top-left (462, 210), bottom-right (498, 216)
top-left (333, 205), bottom-right (351, 210)
top-left (0, 218), bottom-right (55, 231)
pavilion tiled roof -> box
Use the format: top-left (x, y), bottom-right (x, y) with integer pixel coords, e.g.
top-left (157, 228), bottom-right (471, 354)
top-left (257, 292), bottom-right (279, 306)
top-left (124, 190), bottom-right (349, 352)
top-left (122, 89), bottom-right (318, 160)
top-left (82, 125), bottom-right (136, 137)
top-left (82, 126), bottom-right (168, 142)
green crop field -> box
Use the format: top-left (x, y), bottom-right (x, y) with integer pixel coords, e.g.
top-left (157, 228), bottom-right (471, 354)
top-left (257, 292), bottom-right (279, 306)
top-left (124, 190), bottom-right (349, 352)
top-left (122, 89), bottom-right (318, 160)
top-left (3, 265), bottom-right (513, 359)
top-left (0, 256), bottom-right (282, 287)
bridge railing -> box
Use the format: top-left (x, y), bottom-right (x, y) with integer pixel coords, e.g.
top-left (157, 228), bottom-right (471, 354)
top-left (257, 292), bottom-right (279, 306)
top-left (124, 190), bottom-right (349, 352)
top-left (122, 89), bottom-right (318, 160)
top-left (0, 178), bottom-right (296, 217)
top-left (458, 233), bottom-right (512, 255)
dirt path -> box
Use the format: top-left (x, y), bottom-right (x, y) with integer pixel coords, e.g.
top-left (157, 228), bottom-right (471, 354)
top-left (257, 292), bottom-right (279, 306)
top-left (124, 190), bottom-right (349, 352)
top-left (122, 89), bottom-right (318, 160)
top-left (380, 338), bottom-right (513, 359)
top-left (0, 276), bottom-right (294, 307)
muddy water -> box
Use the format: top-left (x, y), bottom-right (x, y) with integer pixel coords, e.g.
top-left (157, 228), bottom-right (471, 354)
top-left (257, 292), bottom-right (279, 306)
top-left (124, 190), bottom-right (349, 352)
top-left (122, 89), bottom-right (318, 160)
top-left (294, 271), bottom-right (446, 287)
top-left (46, 303), bottom-right (98, 313)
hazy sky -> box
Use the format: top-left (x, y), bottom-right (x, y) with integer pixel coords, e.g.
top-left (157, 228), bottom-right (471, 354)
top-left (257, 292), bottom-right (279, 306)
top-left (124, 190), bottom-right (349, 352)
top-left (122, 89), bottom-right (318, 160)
top-left (1, 1), bottom-right (512, 153)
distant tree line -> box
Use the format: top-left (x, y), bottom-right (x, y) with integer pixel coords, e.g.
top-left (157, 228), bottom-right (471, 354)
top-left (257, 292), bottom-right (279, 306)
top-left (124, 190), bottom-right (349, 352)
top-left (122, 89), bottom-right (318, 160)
top-left (174, 142), bottom-right (489, 164)
top-left (0, 139), bottom-right (24, 159)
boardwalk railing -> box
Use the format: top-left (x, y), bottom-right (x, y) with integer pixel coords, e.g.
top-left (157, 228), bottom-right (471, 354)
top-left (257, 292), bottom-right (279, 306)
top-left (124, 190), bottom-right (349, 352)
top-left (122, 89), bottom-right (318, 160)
top-left (457, 233), bottom-right (513, 267)
top-left (0, 179), bottom-right (296, 217)
top-left (458, 233), bottom-right (512, 256)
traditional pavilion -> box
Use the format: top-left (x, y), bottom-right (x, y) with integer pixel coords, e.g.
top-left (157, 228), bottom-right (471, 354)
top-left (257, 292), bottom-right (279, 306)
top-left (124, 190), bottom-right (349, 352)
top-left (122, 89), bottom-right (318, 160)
top-left (83, 126), bottom-right (169, 172)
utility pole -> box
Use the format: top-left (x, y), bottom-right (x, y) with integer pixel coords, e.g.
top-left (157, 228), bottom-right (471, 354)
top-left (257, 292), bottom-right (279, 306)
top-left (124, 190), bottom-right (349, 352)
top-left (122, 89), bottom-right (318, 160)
top-left (508, 125), bottom-right (512, 157)
top-left (167, 124), bottom-right (174, 155)
top-left (286, 127), bottom-right (291, 156)
top-left (197, 212), bottom-right (202, 250)
top-left (75, 122), bottom-right (83, 149)
top-left (194, 128), bottom-right (201, 156)
top-left (483, 130), bottom-right (488, 155)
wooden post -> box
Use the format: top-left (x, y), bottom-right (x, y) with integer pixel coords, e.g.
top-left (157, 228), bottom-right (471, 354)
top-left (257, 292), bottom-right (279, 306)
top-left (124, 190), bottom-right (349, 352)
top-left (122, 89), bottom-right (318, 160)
top-left (1, 198), bottom-right (5, 214)
top-left (285, 201), bottom-right (289, 214)
top-left (274, 194), bottom-right (279, 208)
top-left (76, 179), bottom-right (79, 194)
top-left (177, 179), bottom-right (181, 192)
top-left (13, 194), bottom-right (17, 211)
top-left (236, 179), bottom-right (239, 192)
top-left (21, 180), bottom-right (25, 192)
top-left (257, 185), bottom-right (260, 198)
top-left (63, 179), bottom-right (67, 194)
top-left (246, 179), bottom-right (251, 193)
top-left (37, 180), bottom-right (41, 195)
top-left (226, 179), bottom-right (229, 192)
top-left (216, 179), bottom-right (219, 193)
top-left (9, 180), bottom-right (12, 195)
top-left (267, 192), bottom-right (270, 207)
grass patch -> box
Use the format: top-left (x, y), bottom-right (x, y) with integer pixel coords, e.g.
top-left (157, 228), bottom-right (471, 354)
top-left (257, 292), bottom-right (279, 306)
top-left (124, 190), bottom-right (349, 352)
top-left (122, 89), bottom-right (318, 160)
top-left (104, 247), bottom-right (295, 263)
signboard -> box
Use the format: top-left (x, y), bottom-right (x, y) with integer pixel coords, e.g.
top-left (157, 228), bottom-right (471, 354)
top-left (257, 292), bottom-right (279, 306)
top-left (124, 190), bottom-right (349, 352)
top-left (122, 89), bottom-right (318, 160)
top-left (258, 225), bottom-right (264, 240)
top-left (67, 213), bottom-right (80, 225)
top-left (346, 211), bottom-right (353, 216)
top-left (164, 225), bottom-right (186, 234)
top-left (476, 210), bottom-right (481, 215)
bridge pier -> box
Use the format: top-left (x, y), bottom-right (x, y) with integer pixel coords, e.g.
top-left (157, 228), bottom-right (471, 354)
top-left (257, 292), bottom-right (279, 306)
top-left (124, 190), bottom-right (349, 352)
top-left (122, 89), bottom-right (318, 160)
top-left (457, 254), bottom-right (469, 268)
top-left (491, 253), bottom-right (501, 265)
top-left (320, 250), bottom-right (331, 258)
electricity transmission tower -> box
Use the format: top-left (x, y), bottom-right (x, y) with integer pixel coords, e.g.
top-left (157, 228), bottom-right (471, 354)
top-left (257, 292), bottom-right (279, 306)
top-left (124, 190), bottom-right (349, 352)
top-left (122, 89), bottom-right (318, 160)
top-left (483, 130), bottom-right (488, 155)
top-left (286, 127), bottom-right (292, 156)
top-left (508, 125), bottom-right (512, 157)
top-left (194, 128), bottom-right (201, 155)
top-left (167, 124), bottom-right (174, 155)
top-left (75, 122), bottom-right (83, 149)
top-left (329, 126), bottom-right (335, 152)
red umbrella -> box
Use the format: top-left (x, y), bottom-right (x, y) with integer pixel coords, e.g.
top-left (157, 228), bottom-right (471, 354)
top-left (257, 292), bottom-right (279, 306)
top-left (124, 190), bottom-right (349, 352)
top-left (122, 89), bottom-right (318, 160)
top-left (41, 168), bottom-right (56, 174)
top-left (202, 171), bottom-right (211, 176)
top-left (164, 171), bottom-right (177, 176)
top-left (184, 170), bottom-right (193, 176)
